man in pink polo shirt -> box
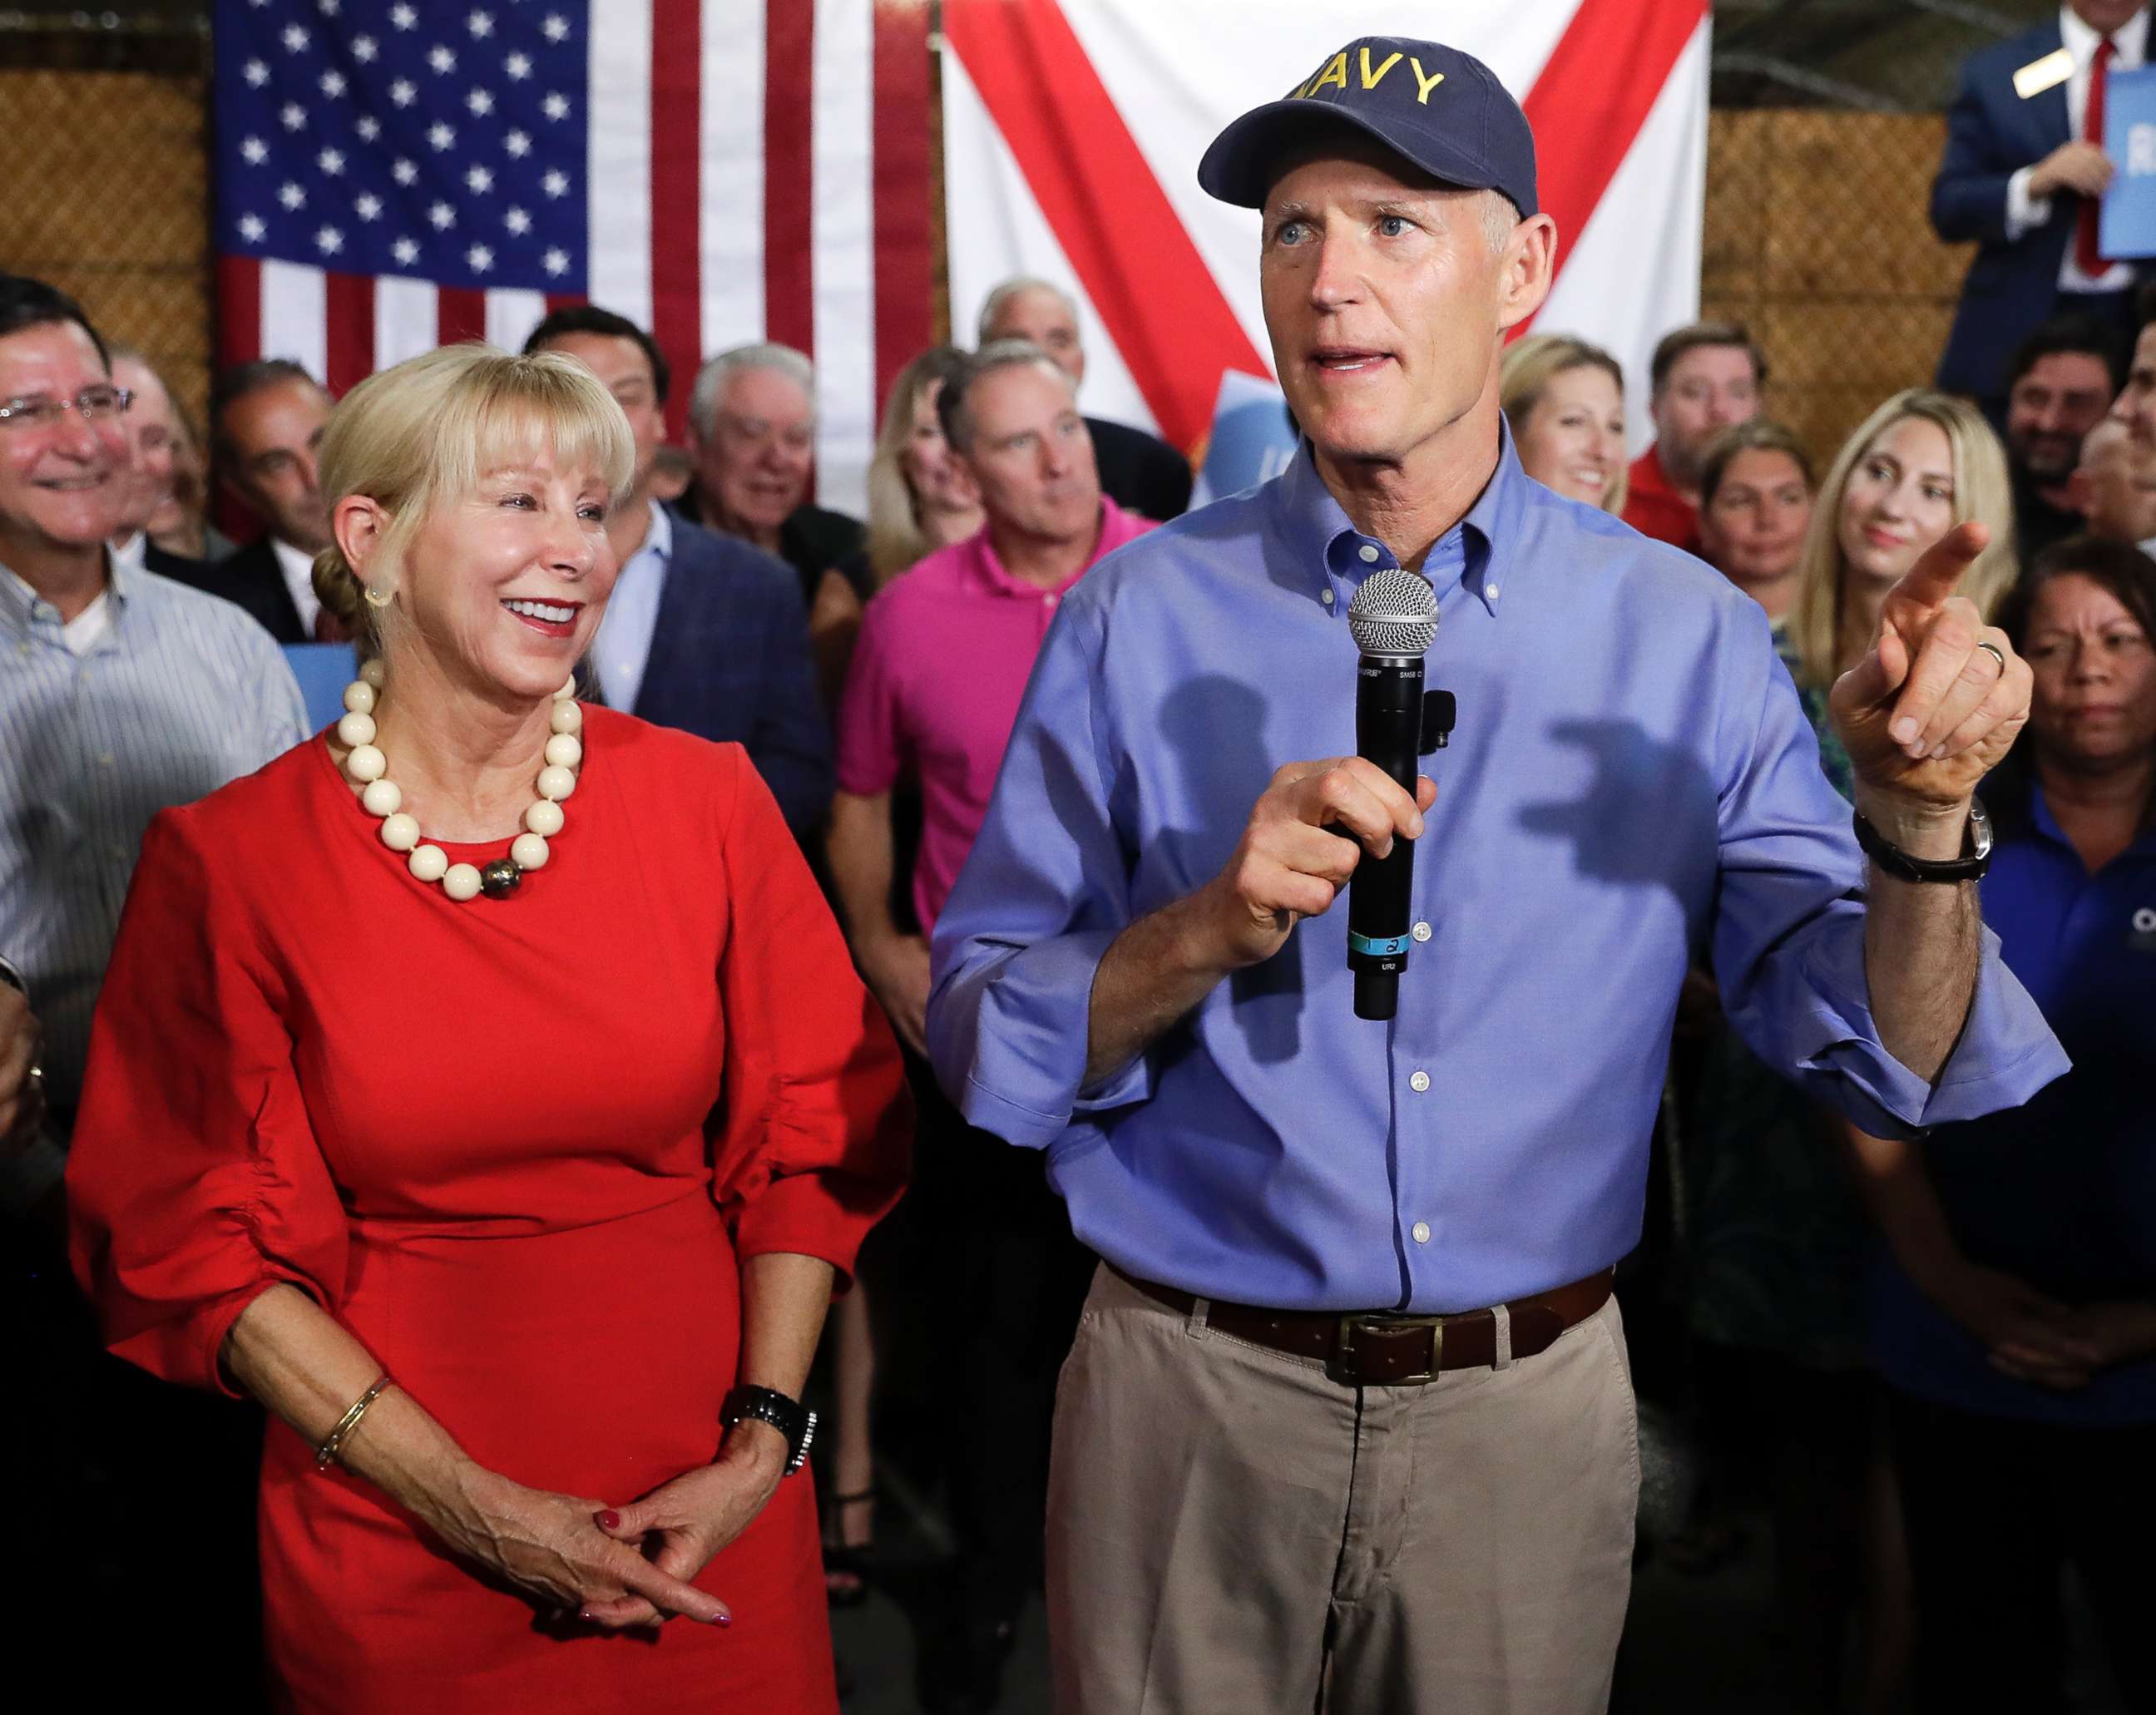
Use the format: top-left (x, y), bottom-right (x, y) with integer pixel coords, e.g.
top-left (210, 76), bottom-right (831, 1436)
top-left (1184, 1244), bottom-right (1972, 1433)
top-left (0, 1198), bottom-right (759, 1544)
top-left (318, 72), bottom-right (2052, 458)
top-left (828, 338), bottom-right (1151, 1709)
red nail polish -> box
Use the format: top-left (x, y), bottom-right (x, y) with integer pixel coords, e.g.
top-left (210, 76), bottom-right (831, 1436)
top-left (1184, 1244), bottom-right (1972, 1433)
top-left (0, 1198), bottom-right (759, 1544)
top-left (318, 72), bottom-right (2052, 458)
top-left (595, 1510), bottom-right (620, 1531)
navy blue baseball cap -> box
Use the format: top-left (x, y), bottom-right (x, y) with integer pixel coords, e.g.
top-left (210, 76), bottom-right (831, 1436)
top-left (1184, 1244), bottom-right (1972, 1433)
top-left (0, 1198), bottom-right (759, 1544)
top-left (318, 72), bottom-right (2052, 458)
top-left (1198, 37), bottom-right (1538, 217)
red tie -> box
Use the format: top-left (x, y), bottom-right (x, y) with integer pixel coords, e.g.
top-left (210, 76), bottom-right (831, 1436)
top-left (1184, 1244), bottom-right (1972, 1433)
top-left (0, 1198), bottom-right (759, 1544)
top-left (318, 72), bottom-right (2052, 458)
top-left (2077, 35), bottom-right (2116, 275)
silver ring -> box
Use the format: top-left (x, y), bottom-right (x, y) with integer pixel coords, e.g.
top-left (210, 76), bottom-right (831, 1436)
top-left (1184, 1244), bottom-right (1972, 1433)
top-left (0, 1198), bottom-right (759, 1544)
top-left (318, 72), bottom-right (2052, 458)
top-left (1975, 640), bottom-right (2007, 674)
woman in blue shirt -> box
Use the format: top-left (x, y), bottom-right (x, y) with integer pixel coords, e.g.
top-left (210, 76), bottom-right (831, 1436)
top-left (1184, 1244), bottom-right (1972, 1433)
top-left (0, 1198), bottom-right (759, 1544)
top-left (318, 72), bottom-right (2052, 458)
top-left (1847, 534), bottom-right (2156, 1715)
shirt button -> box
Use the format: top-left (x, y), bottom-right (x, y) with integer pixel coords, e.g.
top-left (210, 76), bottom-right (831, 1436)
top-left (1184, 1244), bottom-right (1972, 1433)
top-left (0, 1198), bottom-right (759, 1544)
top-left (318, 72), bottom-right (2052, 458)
top-left (1409, 1070), bottom-right (1431, 1093)
top-left (1412, 921), bottom-right (1432, 942)
top-left (1320, 589), bottom-right (1335, 606)
top-left (1486, 581), bottom-right (1501, 599)
top-left (1358, 543), bottom-right (1380, 563)
top-left (1412, 1221), bottom-right (1431, 1245)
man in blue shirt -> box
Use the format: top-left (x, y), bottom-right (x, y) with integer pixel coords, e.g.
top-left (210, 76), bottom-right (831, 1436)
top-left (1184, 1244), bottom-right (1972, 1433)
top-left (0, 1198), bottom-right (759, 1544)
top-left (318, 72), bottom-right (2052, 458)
top-left (928, 37), bottom-right (2069, 1713)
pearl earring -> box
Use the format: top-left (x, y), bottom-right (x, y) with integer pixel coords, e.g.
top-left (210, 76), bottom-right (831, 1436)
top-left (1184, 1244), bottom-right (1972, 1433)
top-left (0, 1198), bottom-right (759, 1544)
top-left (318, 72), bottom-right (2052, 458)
top-left (363, 586), bottom-right (392, 610)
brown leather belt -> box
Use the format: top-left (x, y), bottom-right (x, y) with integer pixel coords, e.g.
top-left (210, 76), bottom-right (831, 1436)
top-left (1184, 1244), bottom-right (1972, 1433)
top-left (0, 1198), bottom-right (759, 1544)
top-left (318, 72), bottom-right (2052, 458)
top-left (1112, 1265), bottom-right (1615, 1386)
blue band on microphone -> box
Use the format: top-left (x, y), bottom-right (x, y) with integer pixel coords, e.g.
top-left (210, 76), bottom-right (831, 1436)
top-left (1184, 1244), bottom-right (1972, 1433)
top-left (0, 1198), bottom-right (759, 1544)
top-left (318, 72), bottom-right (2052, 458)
top-left (1348, 931), bottom-right (1412, 957)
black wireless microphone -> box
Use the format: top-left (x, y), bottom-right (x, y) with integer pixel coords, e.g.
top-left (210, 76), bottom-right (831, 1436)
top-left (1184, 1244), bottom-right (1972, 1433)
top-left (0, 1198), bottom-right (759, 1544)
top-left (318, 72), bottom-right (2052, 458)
top-left (1344, 569), bottom-right (1439, 1021)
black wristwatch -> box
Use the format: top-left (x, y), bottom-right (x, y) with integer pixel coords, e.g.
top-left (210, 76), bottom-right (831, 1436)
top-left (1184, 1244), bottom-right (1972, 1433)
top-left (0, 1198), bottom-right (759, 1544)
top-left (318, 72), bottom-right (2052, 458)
top-left (1852, 797), bottom-right (1993, 884)
top-left (720, 1385), bottom-right (818, 1475)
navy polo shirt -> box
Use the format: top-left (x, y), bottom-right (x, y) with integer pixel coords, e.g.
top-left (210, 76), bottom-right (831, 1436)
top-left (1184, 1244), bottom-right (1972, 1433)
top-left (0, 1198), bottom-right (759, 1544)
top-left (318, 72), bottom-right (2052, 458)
top-left (1872, 788), bottom-right (2156, 1424)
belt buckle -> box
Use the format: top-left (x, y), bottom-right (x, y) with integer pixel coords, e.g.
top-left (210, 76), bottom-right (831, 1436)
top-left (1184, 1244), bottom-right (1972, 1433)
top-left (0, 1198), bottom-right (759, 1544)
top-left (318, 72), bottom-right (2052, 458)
top-left (1331, 1313), bottom-right (1444, 1386)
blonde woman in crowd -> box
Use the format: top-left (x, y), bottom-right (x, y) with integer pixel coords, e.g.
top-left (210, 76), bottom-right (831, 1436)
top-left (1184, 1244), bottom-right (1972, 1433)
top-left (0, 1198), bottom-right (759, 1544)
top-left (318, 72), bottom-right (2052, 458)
top-left (812, 346), bottom-right (984, 706)
top-left (1680, 388), bottom-right (2015, 1709)
top-left (1498, 333), bottom-right (1629, 513)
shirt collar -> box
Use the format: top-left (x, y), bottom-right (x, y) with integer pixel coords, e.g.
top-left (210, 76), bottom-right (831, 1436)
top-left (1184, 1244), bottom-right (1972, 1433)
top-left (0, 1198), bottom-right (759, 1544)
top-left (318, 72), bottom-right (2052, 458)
top-left (0, 548), bottom-right (131, 635)
top-left (1267, 417), bottom-right (1528, 621)
top-left (2061, 5), bottom-right (2148, 63)
top-left (2028, 778), bottom-right (2156, 862)
top-left (626, 495), bottom-right (674, 568)
top-left (963, 497), bottom-right (1130, 597)
top-left (110, 530), bottom-right (146, 573)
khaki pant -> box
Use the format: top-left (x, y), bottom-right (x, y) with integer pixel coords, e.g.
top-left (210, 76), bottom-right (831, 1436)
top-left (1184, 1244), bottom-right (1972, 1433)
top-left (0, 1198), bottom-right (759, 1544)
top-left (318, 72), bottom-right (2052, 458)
top-left (1046, 1265), bottom-right (1639, 1715)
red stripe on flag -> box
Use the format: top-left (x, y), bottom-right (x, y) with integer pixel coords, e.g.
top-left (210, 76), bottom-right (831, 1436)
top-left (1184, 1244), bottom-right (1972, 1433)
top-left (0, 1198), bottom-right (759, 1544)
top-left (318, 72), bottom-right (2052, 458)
top-left (544, 293), bottom-right (586, 316)
top-left (216, 255), bottom-right (263, 368)
top-left (323, 270), bottom-right (376, 394)
top-left (764, 0), bottom-right (816, 356)
top-left (437, 288), bottom-right (487, 347)
top-left (946, 0), bottom-right (1267, 453)
top-left (650, 0), bottom-right (701, 442)
top-left (872, 0), bottom-right (934, 408)
top-left (1516, 0), bottom-right (1708, 336)
top-left (212, 256), bottom-right (264, 544)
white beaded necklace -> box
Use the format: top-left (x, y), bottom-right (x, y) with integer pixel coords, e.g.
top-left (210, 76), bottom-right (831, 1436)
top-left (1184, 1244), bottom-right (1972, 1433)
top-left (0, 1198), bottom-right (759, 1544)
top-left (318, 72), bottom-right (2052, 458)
top-left (337, 660), bottom-right (584, 902)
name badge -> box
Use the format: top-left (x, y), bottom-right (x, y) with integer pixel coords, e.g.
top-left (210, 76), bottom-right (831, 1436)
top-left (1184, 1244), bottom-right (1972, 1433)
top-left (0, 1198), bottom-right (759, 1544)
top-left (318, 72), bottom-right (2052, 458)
top-left (2015, 47), bottom-right (2074, 100)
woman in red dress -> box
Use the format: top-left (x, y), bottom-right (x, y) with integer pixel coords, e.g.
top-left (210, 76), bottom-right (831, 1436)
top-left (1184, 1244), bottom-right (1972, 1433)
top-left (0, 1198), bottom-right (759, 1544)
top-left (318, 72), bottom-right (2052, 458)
top-left (66, 345), bottom-right (908, 1713)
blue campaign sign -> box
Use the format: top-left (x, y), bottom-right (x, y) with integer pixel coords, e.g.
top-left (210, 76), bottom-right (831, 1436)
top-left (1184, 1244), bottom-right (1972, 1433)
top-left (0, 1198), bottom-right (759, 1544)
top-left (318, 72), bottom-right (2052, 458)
top-left (283, 642), bottom-right (357, 734)
top-left (1190, 370), bottom-right (1300, 510)
top-left (2102, 65), bottom-right (2156, 259)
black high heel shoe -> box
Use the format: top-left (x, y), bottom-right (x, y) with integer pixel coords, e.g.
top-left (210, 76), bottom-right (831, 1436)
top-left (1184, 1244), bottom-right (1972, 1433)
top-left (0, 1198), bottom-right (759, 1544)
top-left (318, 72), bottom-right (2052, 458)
top-left (823, 1487), bottom-right (876, 1609)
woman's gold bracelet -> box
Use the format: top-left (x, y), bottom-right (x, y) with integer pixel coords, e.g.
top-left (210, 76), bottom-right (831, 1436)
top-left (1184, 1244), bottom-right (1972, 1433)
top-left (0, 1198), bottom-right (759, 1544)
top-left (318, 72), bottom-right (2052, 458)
top-left (315, 1374), bottom-right (395, 1470)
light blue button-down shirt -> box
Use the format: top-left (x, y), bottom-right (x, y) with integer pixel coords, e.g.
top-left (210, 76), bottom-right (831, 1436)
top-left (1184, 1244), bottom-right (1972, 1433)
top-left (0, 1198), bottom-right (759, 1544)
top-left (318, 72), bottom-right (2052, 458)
top-left (0, 555), bottom-right (309, 1128)
top-left (591, 500), bottom-right (672, 714)
top-left (927, 432), bottom-right (2069, 1315)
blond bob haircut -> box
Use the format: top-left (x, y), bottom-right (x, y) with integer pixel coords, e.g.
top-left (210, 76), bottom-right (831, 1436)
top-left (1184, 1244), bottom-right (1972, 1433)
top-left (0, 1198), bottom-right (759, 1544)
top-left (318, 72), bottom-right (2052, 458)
top-left (1498, 334), bottom-right (1629, 515)
top-left (312, 343), bottom-right (636, 651)
top-left (1784, 388), bottom-right (2017, 694)
top-left (863, 344), bottom-right (968, 586)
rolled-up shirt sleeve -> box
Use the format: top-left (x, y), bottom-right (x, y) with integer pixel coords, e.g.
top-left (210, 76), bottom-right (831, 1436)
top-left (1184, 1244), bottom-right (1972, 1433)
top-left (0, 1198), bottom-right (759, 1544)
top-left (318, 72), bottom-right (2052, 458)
top-left (927, 600), bottom-right (1150, 1148)
top-left (1709, 604), bottom-right (2069, 1137)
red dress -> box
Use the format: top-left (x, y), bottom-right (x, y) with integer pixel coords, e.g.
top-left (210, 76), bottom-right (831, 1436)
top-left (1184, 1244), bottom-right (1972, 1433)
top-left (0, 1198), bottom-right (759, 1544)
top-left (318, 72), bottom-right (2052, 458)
top-left (66, 711), bottom-right (908, 1713)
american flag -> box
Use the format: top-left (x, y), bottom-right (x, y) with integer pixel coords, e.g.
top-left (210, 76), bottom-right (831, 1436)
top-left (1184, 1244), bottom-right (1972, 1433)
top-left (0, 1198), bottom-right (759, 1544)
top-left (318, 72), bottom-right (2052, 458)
top-left (213, 0), bottom-right (935, 512)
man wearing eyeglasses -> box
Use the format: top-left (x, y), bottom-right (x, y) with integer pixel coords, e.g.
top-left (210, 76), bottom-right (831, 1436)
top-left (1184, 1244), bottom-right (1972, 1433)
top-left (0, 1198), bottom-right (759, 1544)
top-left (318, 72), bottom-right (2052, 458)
top-left (0, 271), bottom-right (306, 1706)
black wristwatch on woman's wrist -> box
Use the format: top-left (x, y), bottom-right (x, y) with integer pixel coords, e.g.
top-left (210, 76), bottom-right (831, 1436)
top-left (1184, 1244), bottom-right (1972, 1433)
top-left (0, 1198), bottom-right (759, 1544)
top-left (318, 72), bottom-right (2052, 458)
top-left (720, 1385), bottom-right (817, 1475)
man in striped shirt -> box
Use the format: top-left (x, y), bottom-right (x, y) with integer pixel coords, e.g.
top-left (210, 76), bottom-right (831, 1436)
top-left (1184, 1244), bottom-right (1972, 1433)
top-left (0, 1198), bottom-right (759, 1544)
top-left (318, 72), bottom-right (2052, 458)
top-left (0, 274), bottom-right (308, 1208)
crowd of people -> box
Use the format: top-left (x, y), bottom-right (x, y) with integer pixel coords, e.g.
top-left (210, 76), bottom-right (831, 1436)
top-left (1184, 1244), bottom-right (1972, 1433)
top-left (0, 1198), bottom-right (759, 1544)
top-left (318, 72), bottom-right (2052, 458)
top-left (2, 17), bottom-right (2154, 1715)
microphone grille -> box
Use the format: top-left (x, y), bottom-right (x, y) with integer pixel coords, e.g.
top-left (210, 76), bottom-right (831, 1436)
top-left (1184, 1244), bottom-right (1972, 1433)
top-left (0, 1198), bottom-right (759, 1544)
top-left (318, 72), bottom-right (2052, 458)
top-left (1347, 568), bottom-right (1439, 657)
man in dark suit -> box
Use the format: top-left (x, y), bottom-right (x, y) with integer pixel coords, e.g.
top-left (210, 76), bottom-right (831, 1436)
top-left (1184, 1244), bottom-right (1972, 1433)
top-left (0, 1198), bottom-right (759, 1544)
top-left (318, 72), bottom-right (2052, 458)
top-left (976, 276), bottom-right (1193, 522)
top-left (525, 308), bottom-right (833, 844)
top-left (676, 341), bottom-right (867, 612)
top-left (1933, 2), bottom-right (2149, 418)
top-left (190, 358), bottom-right (339, 644)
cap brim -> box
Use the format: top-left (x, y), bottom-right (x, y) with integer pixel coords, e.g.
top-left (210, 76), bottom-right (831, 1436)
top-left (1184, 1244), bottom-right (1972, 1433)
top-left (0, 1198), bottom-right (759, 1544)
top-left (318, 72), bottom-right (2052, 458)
top-left (1196, 101), bottom-right (1499, 210)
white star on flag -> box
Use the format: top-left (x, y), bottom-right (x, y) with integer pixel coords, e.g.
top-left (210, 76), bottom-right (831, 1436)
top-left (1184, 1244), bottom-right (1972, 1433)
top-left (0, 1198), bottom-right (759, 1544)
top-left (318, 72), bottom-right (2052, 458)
top-left (389, 78), bottom-right (414, 106)
top-left (505, 206), bottom-right (531, 235)
top-left (390, 4), bottom-right (415, 28)
top-left (542, 14), bottom-right (569, 42)
top-left (467, 245), bottom-right (494, 273)
top-left (541, 169), bottom-right (568, 198)
top-left (245, 58), bottom-right (270, 86)
top-left (468, 11), bottom-right (494, 39)
top-left (281, 23), bottom-right (309, 52)
top-left (315, 225), bottom-right (343, 255)
top-left (428, 121), bottom-right (456, 151)
top-left (239, 214), bottom-right (266, 241)
top-left (504, 130), bottom-right (530, 157)
top-left (281, 101), bottom-right (307, 130)
top-left (392, 158), bottom-right (418, 185)
top-left (353, 36), bottom-right (377, 63)
top-left (542, 92), bottom-right (569, 121)
top-left (429, 201), bottom-right (456, 230)
top-left (543, 248), bottom-right (568, 277)
top-left (319, 70), bottom-right (345, 96)
top-left (279, 181), bottom-right (307, 210)
top-left (355, 116), bottom-right (380, 141)
top-left (467, 166), bottom-right (494, 194)
top-left (428, 44), bottom-right (456, 74)
top-left (241, 136), bottom-right (269, 164)
top-left (356, 193), bottom-right (382, 221)
top-left (505, 52), bottom-right (530, 81)
top-left (318, 148), bottom-right (344, 174)
top-left (393, 236), bottom-right (419, 265)
top-left (467, 87), bottom-right (494, 116)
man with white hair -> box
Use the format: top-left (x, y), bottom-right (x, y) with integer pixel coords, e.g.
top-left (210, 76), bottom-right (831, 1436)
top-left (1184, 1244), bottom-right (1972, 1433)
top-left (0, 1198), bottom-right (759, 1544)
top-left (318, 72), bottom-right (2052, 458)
top-left (978, 277), bottom-right (1194, 522)
top-left (680, 340), bottom-right (867, 609)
